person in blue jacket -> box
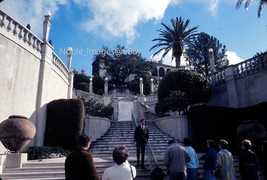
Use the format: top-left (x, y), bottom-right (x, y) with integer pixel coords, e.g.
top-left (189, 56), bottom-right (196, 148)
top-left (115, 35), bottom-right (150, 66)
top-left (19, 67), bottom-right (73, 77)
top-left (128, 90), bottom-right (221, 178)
top-left (202, 139), bottom-right (217, 180)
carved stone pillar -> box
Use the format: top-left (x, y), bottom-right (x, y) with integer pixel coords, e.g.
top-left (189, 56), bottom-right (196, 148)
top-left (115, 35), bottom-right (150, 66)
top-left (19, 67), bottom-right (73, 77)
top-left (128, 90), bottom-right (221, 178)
top-left (139, 78), bottom-right (144, 96)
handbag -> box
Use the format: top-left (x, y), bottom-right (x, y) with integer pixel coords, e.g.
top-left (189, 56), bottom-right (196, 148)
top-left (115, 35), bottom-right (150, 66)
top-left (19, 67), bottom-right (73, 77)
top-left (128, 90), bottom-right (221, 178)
top-left (130, 165), bottom-right (135, 180)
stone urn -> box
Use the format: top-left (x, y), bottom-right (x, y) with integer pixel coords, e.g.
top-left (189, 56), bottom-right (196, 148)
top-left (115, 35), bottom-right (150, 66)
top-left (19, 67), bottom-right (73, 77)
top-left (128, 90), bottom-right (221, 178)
top-left (0, 115), bottom-right (36, 153)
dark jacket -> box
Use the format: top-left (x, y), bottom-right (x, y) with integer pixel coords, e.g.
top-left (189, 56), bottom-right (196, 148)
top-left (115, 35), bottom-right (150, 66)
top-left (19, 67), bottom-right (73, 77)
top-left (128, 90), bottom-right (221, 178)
top-left (203, 147), bottom-right (217, 171)
top-left (239, 149), bottom-right (259, 180)
top-left (65, 149), bottom-right (100, 180)
top-left (134, 125), bottom-right (149, 145)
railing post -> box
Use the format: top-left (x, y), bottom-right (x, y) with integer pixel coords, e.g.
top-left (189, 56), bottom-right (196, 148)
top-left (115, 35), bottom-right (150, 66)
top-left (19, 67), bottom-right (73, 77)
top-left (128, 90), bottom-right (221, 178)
top-left (34, 12), bottom-right (52, 146)
top-left (104, 77), bottom-right (108, 95)
top-left (89, 77), bottom-right (93, 93)
top-left (67, 47), bottom-right (73, 99)
top-left (150, 78), bottom-right (154, 94)
top-left (139, 77), bottom-right (144, 96)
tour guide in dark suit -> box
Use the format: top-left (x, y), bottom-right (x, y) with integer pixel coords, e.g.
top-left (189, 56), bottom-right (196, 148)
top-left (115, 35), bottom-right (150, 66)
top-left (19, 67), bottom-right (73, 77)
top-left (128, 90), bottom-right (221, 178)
top-left (134, 119), bottom-right (149, 169)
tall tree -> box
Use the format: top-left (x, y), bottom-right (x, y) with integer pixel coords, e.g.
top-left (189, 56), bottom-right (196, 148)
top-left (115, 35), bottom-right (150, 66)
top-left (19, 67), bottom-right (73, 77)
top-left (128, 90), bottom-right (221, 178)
top-left (150, 17), bottom-right (199, 68)
top-left (184, 32), bottom-right (229, 78)
top-left (236, 0), bottom-right (267, 17)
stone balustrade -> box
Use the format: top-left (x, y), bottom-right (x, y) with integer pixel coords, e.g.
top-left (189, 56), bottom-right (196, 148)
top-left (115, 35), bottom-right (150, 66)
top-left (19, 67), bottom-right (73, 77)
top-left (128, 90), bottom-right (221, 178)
top-left (0, 10), bottom-right (42, 52)
top-left (234, 52), bottom-right (267, 77)
top-left (211, 52), bottom-right (267, 86)
top-left (145, 95), bottom-right (158, 102)
top-left (52, 52), bottom-right (69, 79)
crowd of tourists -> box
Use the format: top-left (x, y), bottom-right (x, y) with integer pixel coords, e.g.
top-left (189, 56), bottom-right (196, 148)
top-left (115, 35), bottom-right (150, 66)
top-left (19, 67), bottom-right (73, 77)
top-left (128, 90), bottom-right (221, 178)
top-left (64, 119), bottom-right (264, 180)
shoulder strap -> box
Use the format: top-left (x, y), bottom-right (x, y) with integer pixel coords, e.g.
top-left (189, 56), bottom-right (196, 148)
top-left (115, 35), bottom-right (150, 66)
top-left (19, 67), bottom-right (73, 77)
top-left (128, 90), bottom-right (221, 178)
top-left (130, 165), bottom-right (135, 180)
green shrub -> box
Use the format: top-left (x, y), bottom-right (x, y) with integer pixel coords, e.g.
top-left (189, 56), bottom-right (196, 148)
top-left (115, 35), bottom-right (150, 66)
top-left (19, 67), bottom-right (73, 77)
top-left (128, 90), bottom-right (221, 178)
top-left (83, 98), bottom-right (113, 118)
top-left (44, 99), bottom-right (85, 150)
top-left (156, 69), bottom-right (210, 114)
top-left (25, 146), bottom-right (71, 160)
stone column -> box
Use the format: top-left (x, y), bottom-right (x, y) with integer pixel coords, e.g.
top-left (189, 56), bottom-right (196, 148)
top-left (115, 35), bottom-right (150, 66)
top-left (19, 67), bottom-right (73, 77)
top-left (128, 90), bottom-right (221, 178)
top-left (68, 72), bottom-right (74, 99)
top-left (67, 47), bottom-right (73, 99)
top-left (34, 12), bottom-right (52, 146)
top-left (156, 66), bottom-right (160, 81)
top-left (42, 12), bottom-right (51, 42)
top-left (89, 77), bottom-right (93, 93)
top-left (139, 77), bottom-right (144, 96)
top-left (104, 77), bottom-right (108, 95)
top-left (67, 47), bottom-right (72, 70)
top-left (150, 78), bottom-right (154, 94)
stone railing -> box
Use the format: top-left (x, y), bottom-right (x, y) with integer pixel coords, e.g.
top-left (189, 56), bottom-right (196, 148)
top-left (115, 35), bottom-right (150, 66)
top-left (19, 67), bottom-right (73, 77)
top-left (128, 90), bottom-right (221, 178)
top-left (210, 52), bottom-right (267, 85)
top-left (0, 10), bottom-right (42, 52)
top-left (145, 95), bottom-right (158, 102)
top-left (233, 52), bottom-right (267, 77)
top-left (52, 52), bottom-right (69, 79)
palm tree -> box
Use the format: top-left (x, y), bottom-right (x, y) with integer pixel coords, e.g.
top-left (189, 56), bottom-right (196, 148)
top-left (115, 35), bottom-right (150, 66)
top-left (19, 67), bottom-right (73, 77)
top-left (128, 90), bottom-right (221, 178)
top-left (150, 17), bottom-right (199, 68)
top-left (236, 0), bottom-right (267, 17)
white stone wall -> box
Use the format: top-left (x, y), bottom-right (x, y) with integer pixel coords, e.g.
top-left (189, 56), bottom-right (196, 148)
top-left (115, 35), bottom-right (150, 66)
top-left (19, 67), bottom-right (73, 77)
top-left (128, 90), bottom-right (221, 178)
top-left (154, 115), bottom-right (189, 141)
top-left (118, 100), bottom-right (133, 121)
top-left (84, 116), bottom-right (111, 141)
top-left (0, 17), bottom-right (70, 153)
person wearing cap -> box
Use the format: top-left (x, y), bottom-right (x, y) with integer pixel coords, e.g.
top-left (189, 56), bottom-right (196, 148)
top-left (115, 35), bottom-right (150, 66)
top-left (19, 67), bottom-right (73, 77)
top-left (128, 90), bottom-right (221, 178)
top-left (164, 139), bottom-right (191, 180)
top-left (134, 118), bottom-right (149, 170)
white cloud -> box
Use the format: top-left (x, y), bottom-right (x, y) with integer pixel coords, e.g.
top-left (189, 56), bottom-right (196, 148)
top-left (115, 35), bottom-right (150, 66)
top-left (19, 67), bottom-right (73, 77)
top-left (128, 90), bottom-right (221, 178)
top-left (79, 0), bottom-right (178, 44)
top-left (208, 0), bottom-right (219, 16)
top-left (226, 51), bottom-right (244, 65)
top-left (0, 0), bottom-right (225, 42)
top-left (0, 0), bottom-right (69, 36)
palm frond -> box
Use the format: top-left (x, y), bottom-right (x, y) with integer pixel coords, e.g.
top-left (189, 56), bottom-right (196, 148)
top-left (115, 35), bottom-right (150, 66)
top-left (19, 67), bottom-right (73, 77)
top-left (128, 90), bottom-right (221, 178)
top-left (245, 0), bottom-right (252, 9)
top-left (150, 16), bottom-right (198, 67)
top-left (258, 0), bottom-right (267, 17)
top-left (236, 0), bottom-right (246, 9)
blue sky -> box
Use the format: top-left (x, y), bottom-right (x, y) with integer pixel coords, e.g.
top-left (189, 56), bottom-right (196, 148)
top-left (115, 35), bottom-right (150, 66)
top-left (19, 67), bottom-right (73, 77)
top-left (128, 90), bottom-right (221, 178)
top-left (1, 0), bottom-right (267, 75)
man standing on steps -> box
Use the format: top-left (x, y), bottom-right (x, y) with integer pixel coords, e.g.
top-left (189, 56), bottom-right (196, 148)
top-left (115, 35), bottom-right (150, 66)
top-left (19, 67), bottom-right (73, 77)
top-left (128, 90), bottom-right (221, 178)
top-left (134, 119), bottom-right (149, 170)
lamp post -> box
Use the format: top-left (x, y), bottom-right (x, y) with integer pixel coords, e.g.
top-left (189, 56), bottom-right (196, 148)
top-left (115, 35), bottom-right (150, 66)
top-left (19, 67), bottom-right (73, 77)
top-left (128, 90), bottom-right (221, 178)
top-left (89, 77), bottom-right (93, 93)
top-left (104, 77), bottom-right (108, 95)
top-left (209, 48), bottom-right (215, 74)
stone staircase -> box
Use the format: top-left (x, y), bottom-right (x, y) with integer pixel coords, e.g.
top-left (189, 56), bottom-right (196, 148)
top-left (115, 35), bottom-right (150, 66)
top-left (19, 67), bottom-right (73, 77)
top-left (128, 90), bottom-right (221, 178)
top-left (1, 121), bottom-right (264, 180)
top-left (0, 121), bottom-right (174, 180)
top-left (89, 121), bottom-right (174, 179)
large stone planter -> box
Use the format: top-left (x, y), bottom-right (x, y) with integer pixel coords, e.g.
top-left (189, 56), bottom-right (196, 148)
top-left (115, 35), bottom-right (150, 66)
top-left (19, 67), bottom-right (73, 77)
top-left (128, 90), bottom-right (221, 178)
top-left (0, 115), bottom-right (36, 153)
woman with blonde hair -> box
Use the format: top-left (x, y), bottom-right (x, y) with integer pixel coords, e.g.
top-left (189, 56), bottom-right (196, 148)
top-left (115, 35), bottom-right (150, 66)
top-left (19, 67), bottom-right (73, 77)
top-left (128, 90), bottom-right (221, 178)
top-left (216, 139), bottom-right (236, 180)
